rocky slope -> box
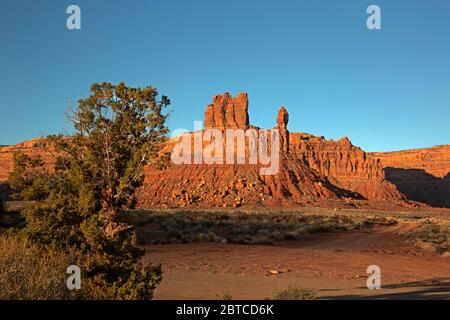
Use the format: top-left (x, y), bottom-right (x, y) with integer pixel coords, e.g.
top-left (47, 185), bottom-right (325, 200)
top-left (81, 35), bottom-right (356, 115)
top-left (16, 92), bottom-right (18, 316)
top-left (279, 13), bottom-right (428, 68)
top-left (371, 146), bottom-right (450, 208)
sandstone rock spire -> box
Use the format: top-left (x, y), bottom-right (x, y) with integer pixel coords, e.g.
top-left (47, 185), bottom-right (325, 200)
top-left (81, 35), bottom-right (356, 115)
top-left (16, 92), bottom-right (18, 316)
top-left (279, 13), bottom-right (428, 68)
top-left (276, 106), bottom-right (289, 153)
top-left (204, 92), bottom-right (249, 129)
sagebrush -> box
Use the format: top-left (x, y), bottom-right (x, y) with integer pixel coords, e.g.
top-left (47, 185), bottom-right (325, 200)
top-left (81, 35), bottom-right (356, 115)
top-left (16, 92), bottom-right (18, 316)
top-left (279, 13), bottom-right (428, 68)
top-left (0, 234), bottom-right (75, 300)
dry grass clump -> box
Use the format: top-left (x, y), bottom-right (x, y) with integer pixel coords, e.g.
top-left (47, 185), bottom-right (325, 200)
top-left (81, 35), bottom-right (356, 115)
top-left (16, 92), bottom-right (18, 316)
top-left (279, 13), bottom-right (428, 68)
top-left (134, 210), bottom-right (397, 245)
top-left (403, 219), bottom-right (450, 255)
top-left (273, 286), bottom-right (317, 300)
top-left (216, 291), bottom-right (233, 300)
top-left (0, 234), bottom-right (76, 300)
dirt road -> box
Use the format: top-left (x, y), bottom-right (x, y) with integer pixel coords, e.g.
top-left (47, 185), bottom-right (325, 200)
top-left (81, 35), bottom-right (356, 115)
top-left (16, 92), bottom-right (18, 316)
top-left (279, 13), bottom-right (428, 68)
top-left (142, 222), bottom-right (450, 299)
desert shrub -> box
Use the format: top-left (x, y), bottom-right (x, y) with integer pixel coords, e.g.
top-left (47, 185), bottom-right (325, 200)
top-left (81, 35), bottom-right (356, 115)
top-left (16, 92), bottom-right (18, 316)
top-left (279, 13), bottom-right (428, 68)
top-left (257, 229), bottom-right (270, 237)
top-left (271, 230), bottom-right (283, 241)
top-left (234, 234), bottom-right (252, 245)
top-left (201, 220), bottom-right (215, 228)
top-left (273, 286), bottom-right (317, 300)
top-left (0, 200), bottom-right (5, 229)
top-left (405, 220), bottom-right (450, 254)
top-left (135, 211), bottom-right (398, 246)
top-left (0, 202), bottom-right (26, 229)
top-left (0, 234), bottom-right (76, 300)
top-left (284, 229), bottom-right (305, 240)
top-left (249, 235), bottom-right (274, 245)
top-left (216, 291), bottom-right (233, 300)
top-left (153, 151), bottom-right (172, 171)
top-left (8, 154), bottom-right (55, 201)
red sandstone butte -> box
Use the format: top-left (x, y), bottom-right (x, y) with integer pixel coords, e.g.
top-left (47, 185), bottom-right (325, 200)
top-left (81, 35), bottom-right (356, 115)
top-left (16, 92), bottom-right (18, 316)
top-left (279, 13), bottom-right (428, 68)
top-left (1, 92), bottom-right (448, 209)
top-left (137, 92), bottom-right (411, 209)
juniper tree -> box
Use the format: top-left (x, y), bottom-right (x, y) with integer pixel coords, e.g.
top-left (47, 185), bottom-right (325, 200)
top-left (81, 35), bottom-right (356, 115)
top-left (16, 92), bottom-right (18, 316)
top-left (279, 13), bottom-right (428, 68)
top-left (15, 82), bottom-right (170, 299)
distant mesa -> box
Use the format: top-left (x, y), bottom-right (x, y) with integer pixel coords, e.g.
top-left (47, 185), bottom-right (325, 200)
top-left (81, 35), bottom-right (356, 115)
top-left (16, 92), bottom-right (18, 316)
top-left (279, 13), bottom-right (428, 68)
top-left (370, 145), bottom-right (450, 208)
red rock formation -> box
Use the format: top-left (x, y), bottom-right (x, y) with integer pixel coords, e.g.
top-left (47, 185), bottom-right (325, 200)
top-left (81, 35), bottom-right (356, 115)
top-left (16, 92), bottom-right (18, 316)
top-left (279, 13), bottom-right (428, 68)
top-left (370, 146), bottom-right (450, 178)
top-left (139, 159), bottom-right (347, 209)
top-left (370, 146), bottom-right (450, 208)
top-left (204, 92), bottom-right (249, 129)
top-left (137, 93), bottom-right (409, 208)
top-left (289, 133), bottom-right (405, 202)
top-left (0, 92), bottom-right (425, 209)
top-left (276, 107), bottom-right (289, 153)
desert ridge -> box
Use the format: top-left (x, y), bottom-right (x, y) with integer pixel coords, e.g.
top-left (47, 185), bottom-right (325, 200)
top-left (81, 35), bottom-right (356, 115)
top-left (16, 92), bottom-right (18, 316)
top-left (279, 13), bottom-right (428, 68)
top-left (1, 92), bottom-right (449, 209)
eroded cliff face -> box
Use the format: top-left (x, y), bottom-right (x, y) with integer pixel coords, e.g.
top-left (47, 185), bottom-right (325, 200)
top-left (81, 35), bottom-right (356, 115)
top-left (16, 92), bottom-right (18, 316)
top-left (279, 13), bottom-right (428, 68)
top-left (290, 134), bottom-right (404, 201)
top-left (0, 92), bottom-right (422, 209)
top-left (371, 146), bottom-right (450, 178)
top-left (204, 92), bottom-right (249, 129)
top-left (370, 146), bottom-right (450, 208)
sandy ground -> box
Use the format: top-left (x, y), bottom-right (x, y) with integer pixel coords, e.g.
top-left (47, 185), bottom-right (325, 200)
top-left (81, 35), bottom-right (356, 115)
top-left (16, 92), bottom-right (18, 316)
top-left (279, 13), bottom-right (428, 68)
top-left (142, 222), bottom-right (450, 299)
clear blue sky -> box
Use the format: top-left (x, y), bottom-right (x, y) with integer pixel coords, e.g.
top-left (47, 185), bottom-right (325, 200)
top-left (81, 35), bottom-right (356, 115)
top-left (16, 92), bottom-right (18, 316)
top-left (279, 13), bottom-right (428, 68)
top-left (1, 0), bottom-right (449, 151)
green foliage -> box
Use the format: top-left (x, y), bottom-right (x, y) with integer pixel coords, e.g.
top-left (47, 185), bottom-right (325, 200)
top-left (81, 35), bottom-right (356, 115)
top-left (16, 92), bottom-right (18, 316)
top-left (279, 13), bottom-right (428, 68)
top-left (57, 81), bottom-right (170, 214)
top-left (11, 82), bottom-right (169, 299)
top-left (8, 154), bottom-right (54, 201)
top-left (153, 151), bottom-right (172, 171)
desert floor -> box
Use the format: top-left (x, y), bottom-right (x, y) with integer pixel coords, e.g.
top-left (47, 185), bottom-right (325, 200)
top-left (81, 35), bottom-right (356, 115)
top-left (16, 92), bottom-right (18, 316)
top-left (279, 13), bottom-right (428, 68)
top-left (142, 222), bottom-right (450, 300)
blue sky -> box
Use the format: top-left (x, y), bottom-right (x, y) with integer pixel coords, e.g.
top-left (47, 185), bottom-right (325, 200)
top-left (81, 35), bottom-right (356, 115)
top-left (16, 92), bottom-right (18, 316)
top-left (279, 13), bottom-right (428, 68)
top-left (0, 0), bottom-right (449, 151)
